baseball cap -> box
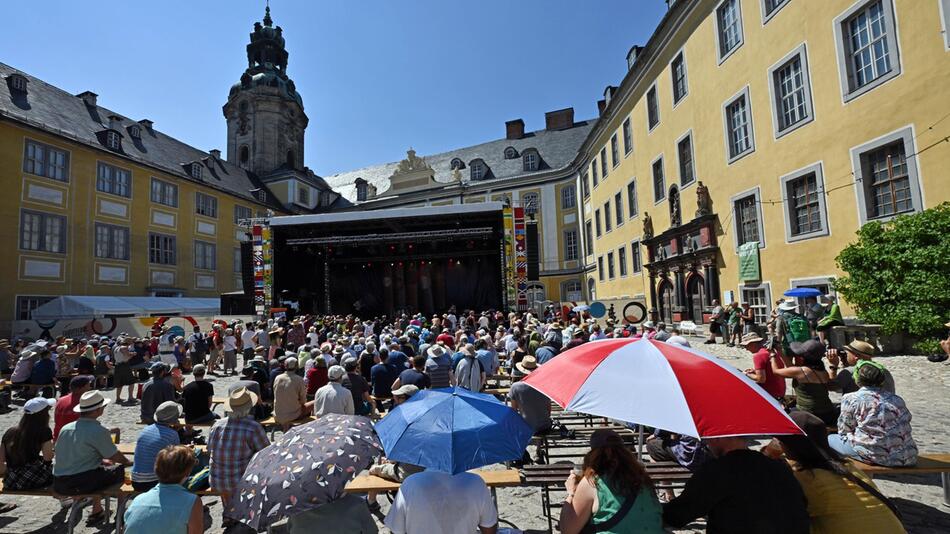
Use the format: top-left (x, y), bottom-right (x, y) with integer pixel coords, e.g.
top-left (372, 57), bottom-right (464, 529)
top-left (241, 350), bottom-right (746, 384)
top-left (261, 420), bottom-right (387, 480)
top-left (23, 397), bottom-right (56, 414)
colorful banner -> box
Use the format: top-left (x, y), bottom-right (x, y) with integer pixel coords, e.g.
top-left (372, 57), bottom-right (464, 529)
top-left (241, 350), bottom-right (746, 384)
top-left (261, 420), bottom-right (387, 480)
top-left (262, 225), bottom-right (273, 314)
top-left (514, 207), bottom-right (528, 311)
top-left (502, 207), bottom-right (516, 309)
top-left (737, 241), bottom-right (761, 282)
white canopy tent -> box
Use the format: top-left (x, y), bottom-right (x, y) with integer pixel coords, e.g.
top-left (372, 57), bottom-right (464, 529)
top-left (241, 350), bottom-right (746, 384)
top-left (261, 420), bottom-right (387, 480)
top-left (30, 296), bottom-right (221, 320)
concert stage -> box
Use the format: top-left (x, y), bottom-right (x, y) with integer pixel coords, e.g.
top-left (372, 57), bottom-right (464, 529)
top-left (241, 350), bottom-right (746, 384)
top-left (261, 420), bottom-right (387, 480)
top-left (268, 203), bottom-right (507, 316)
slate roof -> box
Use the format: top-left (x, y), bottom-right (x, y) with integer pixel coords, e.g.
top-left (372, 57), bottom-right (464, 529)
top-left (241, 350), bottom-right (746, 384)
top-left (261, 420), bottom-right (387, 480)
top-left (0, 62), bottom-right (283, 208)
top-left (323, 119), bottom-right (595, 202)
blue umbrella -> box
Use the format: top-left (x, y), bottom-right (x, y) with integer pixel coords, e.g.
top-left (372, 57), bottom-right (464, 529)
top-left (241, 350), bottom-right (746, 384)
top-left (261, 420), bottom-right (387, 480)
top-left (375, 387), bottom-right (533, 474)
top-left (783, 287), bottom-right (822, 298)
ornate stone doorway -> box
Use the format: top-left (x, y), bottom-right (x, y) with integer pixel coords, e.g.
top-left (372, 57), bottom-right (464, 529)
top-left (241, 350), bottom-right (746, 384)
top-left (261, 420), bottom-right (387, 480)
top-left (686, 273), bottom-right (706, 324)
top-left (658, 279), bottom-right (675, 324)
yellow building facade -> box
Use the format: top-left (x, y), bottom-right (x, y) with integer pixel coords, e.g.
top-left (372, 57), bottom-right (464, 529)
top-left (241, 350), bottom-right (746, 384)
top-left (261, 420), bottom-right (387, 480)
top-left (578, 0), bottom-right (950, 325)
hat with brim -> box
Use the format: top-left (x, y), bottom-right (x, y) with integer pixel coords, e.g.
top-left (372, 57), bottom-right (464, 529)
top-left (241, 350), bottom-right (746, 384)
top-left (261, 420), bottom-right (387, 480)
top-left (427, 345), bottom-right (446, 358)
top-left (154, 401), bottom-right (182, 424)
top-left (333, 346), bottom-right (345, 356)
top-left (74, 390), bottom-right (111, 413)
top-left (778, 299), bottom-right (799, 311)
top-left (515, 356), bottom-right (539, 375)
top-left (945, 321), bottom-right (950, 328)
top-left (225, 387), bottom-right (259, 411)
top-left (391, 384), bottom-right (419, 398)
top-left (642, 321), bottom-right (655, 329)
top-left (843, 340), bottom-right (876, 358)
top-left (739, 332), bottom-right (764, 346)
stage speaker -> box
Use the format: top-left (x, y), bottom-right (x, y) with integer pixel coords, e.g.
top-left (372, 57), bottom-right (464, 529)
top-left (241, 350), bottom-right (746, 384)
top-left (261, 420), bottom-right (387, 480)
top-left (240, 241), bottom-right (254, 295)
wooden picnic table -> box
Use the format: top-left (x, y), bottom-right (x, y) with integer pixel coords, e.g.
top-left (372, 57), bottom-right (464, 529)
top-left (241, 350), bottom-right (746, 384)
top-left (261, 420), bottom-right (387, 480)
top-left (116, 442), bottom-right (206, 456)
top-left (345, 468), bottom-right (520, 508)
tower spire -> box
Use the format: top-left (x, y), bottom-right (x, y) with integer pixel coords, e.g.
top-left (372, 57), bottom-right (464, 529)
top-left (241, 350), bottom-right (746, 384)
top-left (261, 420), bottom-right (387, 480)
top-left (263, 1), bottom-right (272, 27)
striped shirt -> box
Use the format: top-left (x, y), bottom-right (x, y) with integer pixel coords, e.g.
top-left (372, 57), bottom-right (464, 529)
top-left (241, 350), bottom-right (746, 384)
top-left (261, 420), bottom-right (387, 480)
top-left (425, 354), bottom-right (452, 389)
top-left (131, 423), bottom-right (180, 483)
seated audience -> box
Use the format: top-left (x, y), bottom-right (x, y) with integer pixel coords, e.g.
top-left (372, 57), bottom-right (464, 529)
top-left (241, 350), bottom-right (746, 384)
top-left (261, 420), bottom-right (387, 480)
top-left (424, 343), bottom-right (453, 388)
top-left (124, 445), bottom-right (204, 534)
top-left (313, 365), bottom-right (355, 417)
top-left (455, 345), bottom-right (485, 392)
top-left (287, 493), bottom-right (378, 533)
top-left (306, 356), bottom-right (329, 398)
top-left (182, 364), bottom-right (218, 424)
top-left (392, 354), bottom-right (430, 390)
top-left (141, 362), bottom-right (177, 424)
top-left (54, 375), bottom-right (94, 440)
top-left (10, 349), bottom-right (36, 385)
top-left (131, 401), bottom-right (183, 491)
top-left (770, 339), bottom-right (838, 426)
top-left (741, 332), bottom-right (785, 400)
top-left (385, 469), bottom-right (498, 534)
top-left (273, 358), bottom-right (307, 429)
top-left (508, 357), bottom-right (551, 434)
top-left (0, 397), bottom-right (55, 490)
top-left (342, 359), bottom-right (375, 416)
top-left (831, 340), bottom-right (895, 394)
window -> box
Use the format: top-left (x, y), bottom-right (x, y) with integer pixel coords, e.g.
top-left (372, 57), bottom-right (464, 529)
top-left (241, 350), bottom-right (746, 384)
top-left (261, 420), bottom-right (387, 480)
top-left (591, 159), bottom-right (599, 187)
top-left (148, 233), bottom-right (176, 265)
top-left (234, 248), bottom-right (243, 273)
top-left (561, 185), bottom-right (576, 209)
top-left (723, 88), bottom-right (754, 162)
top-left (195, 192), bottom-right (218, 217)
top-left (195, 241), bottom-right (216, 270)
top-left (627, 180), bottom-right (638, 217)
top-left (942, 0), bottom-right (950, 49)
top-left (97, 162), bottom-right (131, 197)
top-left (94, 223), bottom-right (130, 260)
top-left (618, 246), bottom-right (628, 277)
top-left (450, 158), bottom-right (464, 170)
top-left (677, 134), bottom-right (695, 186)
top-left (523, 151), bottom-right (539, 172)
top-left (239, 145), bottom-right (250, 166)
top-left (761, 0), bottom-right (790, 22)
top-left (647, 85), bottom-right (659, 130)
top-left (564, 230), bottom-right (579, 261)
top-left (598, 256), bottom-right (605, 281)
top-left (610, 135), bottom-right (619, 167)
top-left (23, 140), bottom-right (69, 181)
top-left (630, 241), bottom-right (642, 273)
top-left (861, 139), bottom-right (915, 219)
top-left (129, 125), bottom-right (141, 139)
top-left (356, 182), bottom-right (368, 202)
top-left (781, 164), bottom-right (829, 241)
top-left (770, 46), bottom-right (814, 136)
top-left (10, 75), bottom-right (27, 92)
top-left (622, 118), bottom-right (633, 154)
top-left (298, 186), bottom-right (310, 205)
top-left (234, 205), bottom-right (252, 224)
top-left (671, 52), bottom-right (688, 104)
top-left (470, 160), bottom-right (486, 181)
top-left (150, 178), bottom-right (178, 207)
top-left (614, 192), bottom-right (624, 226)
top-left (595, 209), bottom-right (602, 237)
top-left (522, 193), bottom-right (539, 215)
top-left (716, 0), bottom-right (744, 62)
top-left (600, 148), bottom-right (609, 178)
top-left (732, 188), bottom-right (765, 248)
top-left (321, 190), bottom-right (332, 207)
top-left (504, 147), bottom-right (518, 159)
top-left (607, 252), bottom-right (616, 279)
top-left (652, 158), bottom-right (665, 202)
top-left (20, 210), bottom-right (65, 253)
top-left (604, 202), bottom-right (612, 232)
top-left (16, 296), bottom-right (54, 321)
top-left (190, 164), bottom-right (202, 180)
top-left (105, 131), bottom-right (121, 151)
top-left (585, 220), bottom-right (594, 256)
top-left (741, 283), bottom-right (772, 324)
top-left (834, 0), bottom-right (900, 100)
top-left (563, 280), bottom-right (583, 302)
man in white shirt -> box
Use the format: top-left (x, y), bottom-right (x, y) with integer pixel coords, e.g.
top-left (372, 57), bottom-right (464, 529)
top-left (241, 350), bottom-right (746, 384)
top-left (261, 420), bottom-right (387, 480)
top-left (240, 323), bottom-right (257, 366)
top-left (312, 365), bottom-right (354, 417)
top-left (385, 471), bottom-right (498, 534)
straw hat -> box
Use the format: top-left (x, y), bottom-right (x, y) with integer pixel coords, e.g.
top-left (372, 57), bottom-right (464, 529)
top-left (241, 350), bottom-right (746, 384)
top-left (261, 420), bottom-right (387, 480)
top-left (225, 387), bottom-right (258, 411)
top-left (515, 356), bottom-right (539, 375)
top-left (73, 390), bottom-right (111, 413)
top-left (842, 340), bottom-right (876, 358)
top-left (778, 299), bottom-right (799, 312)
top-left (332, 346), bottom-right (345, 356)
top-left (738, 332), bottom-right (764, 346)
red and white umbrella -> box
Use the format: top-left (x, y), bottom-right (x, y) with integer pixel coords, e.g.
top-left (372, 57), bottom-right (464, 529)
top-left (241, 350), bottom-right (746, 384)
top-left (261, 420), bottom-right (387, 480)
top-left (523, 338), bottom-right (802, 438)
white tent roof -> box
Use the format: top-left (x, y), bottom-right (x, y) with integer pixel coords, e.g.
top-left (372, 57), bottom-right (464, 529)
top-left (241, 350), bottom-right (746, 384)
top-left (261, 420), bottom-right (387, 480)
top-left (30, 296), bottom-right (220, 320)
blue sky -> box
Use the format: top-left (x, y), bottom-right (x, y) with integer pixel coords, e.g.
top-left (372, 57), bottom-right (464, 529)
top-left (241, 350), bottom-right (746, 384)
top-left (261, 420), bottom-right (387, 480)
top-left (2, 1), bottom-right (668, 175)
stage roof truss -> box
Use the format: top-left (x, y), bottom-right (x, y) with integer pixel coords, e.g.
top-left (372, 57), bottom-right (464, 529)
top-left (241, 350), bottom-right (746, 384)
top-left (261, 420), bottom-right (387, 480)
top-left (285, 227), bottom-right (495, 246)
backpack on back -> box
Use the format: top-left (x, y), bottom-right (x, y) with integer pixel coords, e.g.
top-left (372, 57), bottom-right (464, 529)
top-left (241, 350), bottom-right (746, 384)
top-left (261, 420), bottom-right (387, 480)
top-left (782, 314), bottom-right (810, 351)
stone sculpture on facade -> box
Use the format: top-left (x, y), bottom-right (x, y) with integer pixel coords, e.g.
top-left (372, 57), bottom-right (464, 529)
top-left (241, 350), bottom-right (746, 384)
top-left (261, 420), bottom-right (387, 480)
top-left (695, 181), bottom-right (713, 217)
top-left (642, 212), bottom-right (654, 240)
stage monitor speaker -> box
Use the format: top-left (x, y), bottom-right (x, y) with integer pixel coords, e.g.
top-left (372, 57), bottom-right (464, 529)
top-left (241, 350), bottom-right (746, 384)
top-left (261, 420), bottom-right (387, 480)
top-left (240, 241), bottom-right (254, 295)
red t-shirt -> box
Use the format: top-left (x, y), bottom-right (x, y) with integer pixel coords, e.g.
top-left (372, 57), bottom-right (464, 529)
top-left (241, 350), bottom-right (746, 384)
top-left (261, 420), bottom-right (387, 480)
top-left (53, 392), bottom-right (80, 441)
top-left (752, 349), bottom-right (786, 399)
top-left (436, 333), bottom-right (456, 350)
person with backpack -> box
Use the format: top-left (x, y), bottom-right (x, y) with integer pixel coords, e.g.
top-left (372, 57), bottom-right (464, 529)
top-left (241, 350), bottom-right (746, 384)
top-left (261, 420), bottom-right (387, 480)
top-left (776, 299), bottom-right (811, 357)
top-left (725, 302), bottom-right (742, 347)
top-left (455, 345), bottom-right (485, 392)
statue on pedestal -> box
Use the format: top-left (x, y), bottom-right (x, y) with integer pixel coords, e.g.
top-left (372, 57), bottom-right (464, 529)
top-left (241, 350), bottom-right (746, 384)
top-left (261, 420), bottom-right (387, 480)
top-left (696, 181), bottom-right (713, 217)
top-left (642, 212), bottom-right (654, 240)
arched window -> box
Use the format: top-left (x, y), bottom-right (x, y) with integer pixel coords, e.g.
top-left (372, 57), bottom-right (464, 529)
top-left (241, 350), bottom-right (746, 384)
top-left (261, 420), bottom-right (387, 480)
top-left (286, 150), bottom-right (295, 168)
top-left (523, 150), bottom-right (539, 172)
top-left (450, 158), bottom-right (465, 170)
top-left (587, 278), bottom-right (597, 301)
top-left (470, 160), bottom-right (487, 181)
top-left (239, 145), bottom-right (250, 167)
top-left (504, 147), bottom-right (518, 159)
top-left (669, 185), bottom-right (681, 226)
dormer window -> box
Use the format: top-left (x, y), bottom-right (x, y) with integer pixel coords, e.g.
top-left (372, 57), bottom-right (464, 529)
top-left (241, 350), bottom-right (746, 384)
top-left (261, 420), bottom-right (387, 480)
top-left (298, 185), bottom-right (310, 204)
top-left (128, 125), bottom-right (141, 139)
top-left (8, 74), bottom-right (27, 92)
top-left (450, 158), bottom-right (465, 170)
top-left (504, 147), bottom-right (518, 159)
top-left (255, 189), bottom-right (267, 202)
top-left (523, 150), bottom-right (539, 172)
top-left (356, 181), bottom-right (368, 202)
top-left (105, 131), bottom-right (121, 151)
top-left (190, 163), bottom-right (202, 180)
top-left (321, 191), bottom-right (332, 206)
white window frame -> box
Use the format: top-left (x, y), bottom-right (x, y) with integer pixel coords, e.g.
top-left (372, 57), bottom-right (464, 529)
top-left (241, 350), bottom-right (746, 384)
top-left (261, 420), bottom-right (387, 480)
top-left (760, 0), bottom-right (791, 24)
top-left (96, 161), bottom-right (131, 198)
top-left (94, 222), bottom-right (130, 261)
top-left (194, 240), bottom-right (216, 271)
top-left (630, 240), bottom-right (643, 274)
top-left (10, 74), bottom-right (27, 92)
top-left (190, 164), bottom-right (202, 180)
top-left (595, 209), bottom-right (602, 237)
top-left (730, 185), bottom-right (766, 250)
top-left (618, 245), bottom-right (628, 277)
top-left (591, 158), bottom-right (599, 188)
top-left (603, 201), bottom-right (612, 233)
top-left (610, 134), bottom-right (620, 168)
top-left (676, 129), bottom-right (696, 187)
top-left (150, 178), bottom-right (178, 207)
top-left (234, 205), bottom-right (252, 224)
top-left (564, 229), bottom-right (579, 261)
top-left (15, 295), bottom-right (55, 321)
top-left (195, 192), bottom-right (218, 218)
top-left (470, 160), bottom-right (486, 181)
top-left (585, 220), bottom-right (594, 256)
top-left (23, 139), bottom-right (70, 182)
top-left (105, 131), bottom-right (121, 151)
top-left (768, 43), bottom-right (815, 139)
top-left (670, 50), bottom-right (688, 106)
top-left (833, 0), bottom-right (902, 102)
top-left (780, 162), bottom-right (830, 243)
top-left (627, 179), bottom-right (638, 218)
top-left (562, 280), bottom-right (583, 302)
top-left (716, 0), bottom-right (745, 64)
top-left (523, 192), bottom-right (540, 215)
top-left (614, 192), bottom-right (624, 227)
top-left (651, 155), bottom-right (666, 204)
top-left (19, 209), bottom-right (66, 253)
top-left (298, 185), bottom-right (310, 205)
top-left (622, 117), bottom-right (633, 155)
top-left (597, 255), bottom-right (605, 281)
top-left (722, 86), bottom-right (755, 164)
top-left (739, 281), bottom-right (772, 324)
top-left (607, 251), bottom-right (616, 280)
top-left (523, 151), bottom-right (539, 172)
top-left (561, 185), bottom-right (576, 209)
top-left (646, 83), bottom-right (660, 132)
top-left (849, 126), bottom-right (923, 225)
top-left (600, 147), bottom-right (609, 178)
top-left (941, 0), bottom-right (950, 51)
top-left (148, 232), bottom-right (176, 265)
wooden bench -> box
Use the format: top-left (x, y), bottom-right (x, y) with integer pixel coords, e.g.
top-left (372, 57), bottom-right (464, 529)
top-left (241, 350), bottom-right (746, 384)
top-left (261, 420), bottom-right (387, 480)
top-left (259, 414), bottom-right (315, 439)
top-left (852, 453), bottom-right (950, 506)
top-left (345, 468), bottom-right (520, 508)
top-left (136, 418), bottom-right (216, 428)
top-left (10, 382), bottom-right (57, 397)
top-left (116, 443), bottom-right (206, 456)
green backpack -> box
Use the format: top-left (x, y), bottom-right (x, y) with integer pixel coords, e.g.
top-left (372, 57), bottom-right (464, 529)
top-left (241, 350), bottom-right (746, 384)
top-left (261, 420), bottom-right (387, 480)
top-left (782, 314), bottom-right (811, 352)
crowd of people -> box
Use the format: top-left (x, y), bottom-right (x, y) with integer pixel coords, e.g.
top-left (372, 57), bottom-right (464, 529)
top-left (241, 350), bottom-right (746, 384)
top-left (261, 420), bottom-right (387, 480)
top-left (0, 299), bottom-right (935, 533)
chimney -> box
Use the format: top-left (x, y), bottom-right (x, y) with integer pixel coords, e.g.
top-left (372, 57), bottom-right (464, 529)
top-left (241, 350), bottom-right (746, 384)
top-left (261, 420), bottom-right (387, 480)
top-left (76, 91), bottom-right (98, 107)
top-left (107, 114), bottom-right (123, 129)
top-left (626, 45), bottom-right (643, 71)
top-left (138, 119), bottom-right (154, 130)
top-left (597, 99), bottom-right (607, 116)
top-left (544, 107), bottom-right (575, 131)
top-left (505, 119), bottom-right (525, 140)
top-left (209, 149), bottom-right (222, 159)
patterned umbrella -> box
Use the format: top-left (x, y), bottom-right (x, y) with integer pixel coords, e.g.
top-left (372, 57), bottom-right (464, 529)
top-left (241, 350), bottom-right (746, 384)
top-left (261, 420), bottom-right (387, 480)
top-left (232, 414), bottom-right (382, 531)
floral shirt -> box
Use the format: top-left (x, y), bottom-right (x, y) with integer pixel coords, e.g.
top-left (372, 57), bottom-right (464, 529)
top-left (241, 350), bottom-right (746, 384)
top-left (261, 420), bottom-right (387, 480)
top-left (839, 387), bottom-right (917, 467)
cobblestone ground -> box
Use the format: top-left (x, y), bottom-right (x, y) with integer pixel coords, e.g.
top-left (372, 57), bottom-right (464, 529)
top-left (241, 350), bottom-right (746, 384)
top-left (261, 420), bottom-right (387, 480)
top-left (1, 339), bottom-right (947, 533)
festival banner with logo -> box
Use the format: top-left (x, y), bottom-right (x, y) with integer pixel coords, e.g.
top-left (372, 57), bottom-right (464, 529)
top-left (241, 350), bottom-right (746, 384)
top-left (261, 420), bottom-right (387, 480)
top-left (737, 241), bottom-right (761, 282)
top-left (261, 225), bottom-right (274, 314)
top-left (252, 225), bottom-right (265, 315)
top-left (502, 207), bottom-right (516, 309)
top-left (514, 207), bottom-right (528, 311)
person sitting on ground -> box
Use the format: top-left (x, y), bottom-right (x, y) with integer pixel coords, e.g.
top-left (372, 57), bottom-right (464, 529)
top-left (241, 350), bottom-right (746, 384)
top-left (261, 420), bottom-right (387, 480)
top-left (424, 343), bottom-right (453, 389)
top-left (124, 445), bottom-right (204, 534)
top-left (741, 332), bottom-right (786, 400)
top-left (392, 354), bottom-right (430, 391)
top-left (776, 411), bottom-right (906, 533)
top-left (181, 364), bottom-right (218, 424)
top-left (830, 340), bottom-right (895, 394)
top-left (770, 339), bottom-right (839, 426)
top-left (830, 361), bottom-right (917, 467)
top-left (385, 468), bottom-right (498, 534)
top-left (305, 356), bottom-right (329, 398)
top-left (312, 365), bottom-right (354, 417)
top-left (208, 387), bottom-right (269, 529)
top-left (141, 362), bottom-right (177, 424)
top-left (53, 390), bottom-right (132, 526)
top-left (559, 428), bottom-right (664, 534)
top-left (455, 344), bottom-right (485, 392)
top-left (54, 374), bottom-right (94, 441)
top-left (0, 397), bottom-right (56, 490)
top-left (131, 401), bottom-right (183, 491)
top-left (273, 358), bottom-right (308, 430)
top-left (341, 359), bottom-right (375, 416)
top-left (663, 436), bottom-right (809, 533)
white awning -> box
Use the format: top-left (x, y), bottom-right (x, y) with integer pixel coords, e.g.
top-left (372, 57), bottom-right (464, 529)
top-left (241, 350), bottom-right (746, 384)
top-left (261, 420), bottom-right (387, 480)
top-left (30, 296), bottom-right (221, 320)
